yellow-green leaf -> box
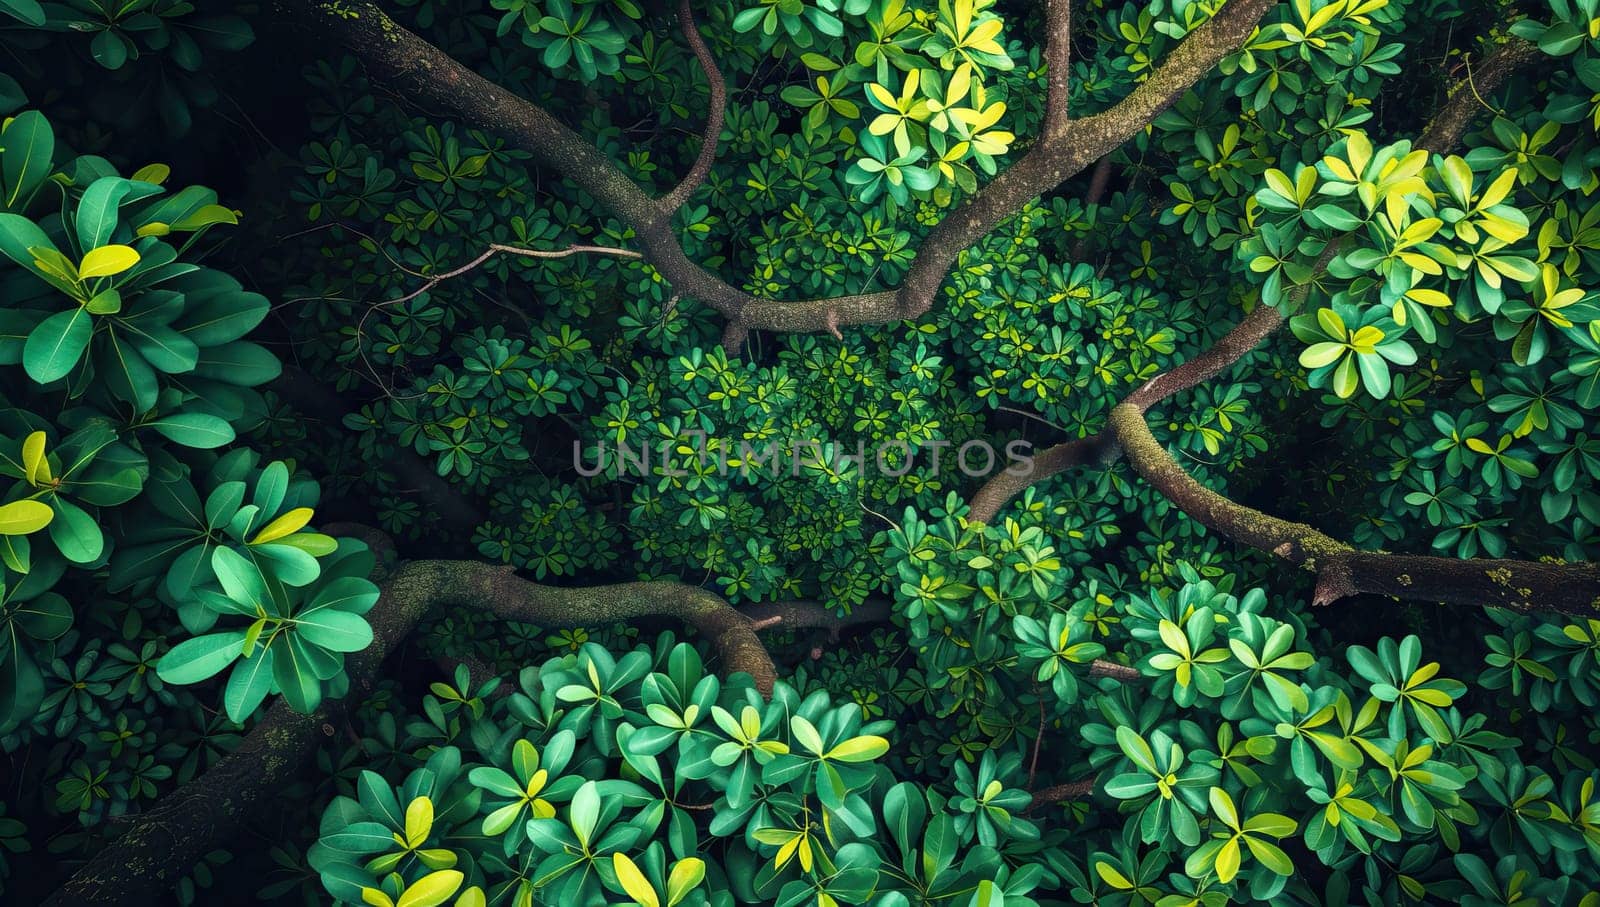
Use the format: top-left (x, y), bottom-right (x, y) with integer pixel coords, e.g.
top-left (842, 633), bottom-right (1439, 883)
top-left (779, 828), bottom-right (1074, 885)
top-left (612, 853), bottom-right (660, 907)
top-left (22, 430), bottom-right (51, 486)
top-left (131, 163), bottom-right (171, 185)
top-left (251, 507), bottom-right (315, 545)
top-left (826, 735), bottom-right (890, 763)
top-left (78, 244), bottom-right (140, 280)
top-left (0, 500), bottom-right (53, 535)
top-left (240, 617), bottom-right (267, 658)
top-left (396, 870), bottom-right (463, 907)
top-left (666, 858), bottom-right (705, 907)
top-left (1094, 861), bottom-right (1134, 889)
top-left (1215, 837), bottom-right (1242, 883)
top-left (404, 796), bottom-right (434, 848)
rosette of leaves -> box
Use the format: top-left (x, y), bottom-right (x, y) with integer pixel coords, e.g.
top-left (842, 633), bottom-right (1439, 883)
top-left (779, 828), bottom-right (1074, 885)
top-left (1103, 725), bottom-right (1219, 848)
top-left (0, 123), bottom-right (267, 415)
top-left (154, 534), bottom-right (379, 720)
top-left (493, 0), bottom-right (635, 82)
top-left (1289, 302), bottom-right (1417, 399)
top-left (307, 747), bottom-right (480, 904)
top-left (1012, 605), bottom-right (1107, 703)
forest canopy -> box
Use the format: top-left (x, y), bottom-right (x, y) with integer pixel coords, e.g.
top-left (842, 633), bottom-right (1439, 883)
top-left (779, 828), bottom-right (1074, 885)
top-left (2, 0), bottom-right (1600, 904)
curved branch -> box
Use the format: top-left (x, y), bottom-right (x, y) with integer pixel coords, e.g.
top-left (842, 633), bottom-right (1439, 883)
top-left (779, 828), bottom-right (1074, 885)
top-left (447, 563), bottom-right (783, 691)
top-left (727, 0), bottom-right (1278, 338)
top-left (968, 436), bottom-right (1110, 524)
top-left (279, 0), bottom-right (666, 225)
top-left (284, 0), bottom-right (1278, 346)
top-left (42, 558), bottom-right (436, 907)
top-left (1108, 403), bottom-right (1600, 617)
top-left (1417, 37), bottom-right (1540, 153)
top-left (376, 242), bottom-right (641, 311)
top-left (660, 0), bottom-right (728, 212)
top-left (964, 25), bottom-right (1539, 526)
top-left (967, 300), bottom-right (1297, 524)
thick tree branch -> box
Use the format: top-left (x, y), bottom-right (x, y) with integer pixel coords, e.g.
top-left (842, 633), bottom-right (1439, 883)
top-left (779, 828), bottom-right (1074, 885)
top-left (45, 558), bottom-right (798, 905)
top-left (1089, 659), bottom-right (1143, 682)
top-left (1108, 403), bottom-right (1600, 617)
top-left (283, 0), bottom-right (1278, 347)
top-left (1123, 303), bottom-right (1288, 411)
top-left (968, 436), bottom-right (1110, 524)
top-left (1417, 37), bottom-right (1540, 153)
top-left (738, 598), bottom-right (894, 636)
top-left (660, 0), bottom-right (728, 212)
top-left (729, 0), bottom-right (1279, 339)
top-left (965, 33), bottom-right (1546, 564)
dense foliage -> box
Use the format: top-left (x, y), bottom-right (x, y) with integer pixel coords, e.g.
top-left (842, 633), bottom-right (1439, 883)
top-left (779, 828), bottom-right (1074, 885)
top-left (2, 0), bottom-right (1600, 904)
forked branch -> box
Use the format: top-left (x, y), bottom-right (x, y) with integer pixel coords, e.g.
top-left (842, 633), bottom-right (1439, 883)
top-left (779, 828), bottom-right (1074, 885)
top-left (282, 0), bottom-right (1279, 346)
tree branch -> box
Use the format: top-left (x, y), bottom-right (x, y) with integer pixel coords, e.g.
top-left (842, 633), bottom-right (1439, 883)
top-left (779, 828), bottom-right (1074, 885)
top-left (660, 0), bottom-right (727, 212)
top-left (1027, 778), bottom-right (1096, 812)
top-left (964, 33), bottom-right (1554, 593)
top-left (1042, 0), bottom-right (1073, 138)
top-left (967, 436), bottom-right (1110, 524)
top-left (374, 242), bottom-right (641, 312)
top-left (1108, 403), bottom-right (1600, 617)
top-left (283, 0), bottom-right (1278, 346)
top-left (1417, 37), bottom-right (1540, 153)
top-left (964, 31), bottom-right (1542, 524)
top-left (967, 297), bottom-right (1299, 524)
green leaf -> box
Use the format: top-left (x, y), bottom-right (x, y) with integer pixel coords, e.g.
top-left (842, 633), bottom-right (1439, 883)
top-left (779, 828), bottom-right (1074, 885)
top-left (295, 609), bottom-right (373, 653)
top-left (224, 647), bottom-right (276, 722)
top-left (23, 307), bottom-right (92, 383)
top-left (790, 715), bottom-right (825, 754)
top-left (1, 110), bottom-right (53, 209)
top-left (570, 781), bottom-right (599, 846)
top-left (212, 545), bottom-right (267, 605)
top-left (272, 635), bottom-right (323, 713)
top-left (0, 0), bottom-right (45, 26)
top-left (47, 497), bottom-right (103, 563)
top-left (157, 630), bottom-right (248, 684)
top-left (147, 412), bottom-right (236, 449)
top-left (76, 177), bottom-right (132, 250)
